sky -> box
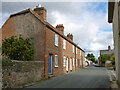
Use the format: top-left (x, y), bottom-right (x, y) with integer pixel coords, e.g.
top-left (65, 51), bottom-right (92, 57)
top-left (1, 2), bottom-right (113, 59)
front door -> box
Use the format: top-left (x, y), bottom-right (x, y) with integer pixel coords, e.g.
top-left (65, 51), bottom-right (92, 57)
top-left (49, 55), bottom-right (52, 74)
top-left (66, 58), bottom-right (69, 71)
top-left (70, 58), bottom-right (72, 70)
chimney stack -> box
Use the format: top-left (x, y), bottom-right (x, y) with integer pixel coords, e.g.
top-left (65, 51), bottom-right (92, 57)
top-left (108, 45), bottom-right (111, 51)
top-left (67, 33), bottom-right (73, 41)
top-left (56, 24), bottom-right (64, 34)
top-left (34, 4), bottom-right (47, 20)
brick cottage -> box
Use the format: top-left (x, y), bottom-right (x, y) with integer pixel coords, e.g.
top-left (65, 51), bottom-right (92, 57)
top-left (1, 5), bottom-right (85, 78)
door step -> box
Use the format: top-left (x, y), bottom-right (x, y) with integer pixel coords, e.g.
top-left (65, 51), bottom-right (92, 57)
top-left (48, 75), bottom-right (55, 78)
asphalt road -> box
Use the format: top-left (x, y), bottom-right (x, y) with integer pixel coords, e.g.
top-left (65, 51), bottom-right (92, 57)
top-left (26, 66), bottom-right (110, 88)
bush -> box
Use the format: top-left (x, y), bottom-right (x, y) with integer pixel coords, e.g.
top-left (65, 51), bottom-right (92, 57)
top-left (110, 56), bottom-right (115, 65)
top-left (101, 54), bottom-right (110, 64)
top-left (2, 35), bottom-right (35, 61)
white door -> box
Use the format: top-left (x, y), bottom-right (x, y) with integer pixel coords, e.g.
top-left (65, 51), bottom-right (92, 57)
top-left (66, 58), bottom-right (68, 71)
top-left (70, 58), bottom-right (72, 70)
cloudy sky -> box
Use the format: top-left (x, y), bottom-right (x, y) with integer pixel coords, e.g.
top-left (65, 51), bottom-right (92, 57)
top-left (1, 2), bottom-right (113, 59)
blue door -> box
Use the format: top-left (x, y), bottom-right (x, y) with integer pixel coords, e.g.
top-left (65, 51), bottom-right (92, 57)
top-left (49, 55), bottom-right (52, 74)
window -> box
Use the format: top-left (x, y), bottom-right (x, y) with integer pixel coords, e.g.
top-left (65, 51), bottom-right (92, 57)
top-left (76, 59), bottom-right (78, 66)
top-left (55, 55), bottom-right (58, 67)
top-left (80, 50), bottom-right (81, 56)
top-left (73, 58), bottom-right (74, 66)
top-left (63, 56), bottom-right (66, 67)
top-left (72, 45), bottom-right (74, 53)
top-left (63, 40), bottom-right (66, 49)
top-left (55, 34), bottom-right (59, 46)
top-left (80, 60), bottom-right (82, 66)
top-left (76, 48), bottom-right (77, 54)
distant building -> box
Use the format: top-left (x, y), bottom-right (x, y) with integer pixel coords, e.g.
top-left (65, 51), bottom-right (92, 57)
top-left (1, 5), bottom-right (85, 78)
top-left (99, 46), bottom-right (114, 66)
top-left (85, 58), bottom-right (93, 66)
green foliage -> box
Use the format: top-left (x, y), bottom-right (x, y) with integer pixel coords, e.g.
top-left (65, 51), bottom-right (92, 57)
top-left (2, 34), bottom-right (35, 61)
top-left (110, 55), bottom-right (115, 65)
top-left (101, 54), bottom-right (110, 64)
top-left (86, 53), bottom-right (95, 62)
top-left (2, 58), bottom-right (13, 66)
top-left (94, 60), bottom-right (98, 64)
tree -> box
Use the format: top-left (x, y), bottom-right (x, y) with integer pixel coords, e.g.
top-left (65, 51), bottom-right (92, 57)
top-left (101, 54), bottom-right (110, 64)
top-left (110, 55), bottom-right (115, 65)
top-left (94, 60), bottom-right (98, 64)
top-left (2, 35), bottom-right (35, 61)
top-left (86, 53), bottom-right (95, 63)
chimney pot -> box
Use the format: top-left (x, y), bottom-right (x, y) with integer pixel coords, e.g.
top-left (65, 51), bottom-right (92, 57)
top-left (34, 4), bottom-right (47, 20)
top-left (56, 24), bottom-right (64, 34)
top-left (108, 46), bottom-right (111, 51)
top-left (67, 33), bottom-right (73, 41)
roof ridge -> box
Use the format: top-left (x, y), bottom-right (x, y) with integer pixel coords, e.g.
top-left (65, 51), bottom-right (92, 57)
top-left (5, 8), bottom-right (84, 52)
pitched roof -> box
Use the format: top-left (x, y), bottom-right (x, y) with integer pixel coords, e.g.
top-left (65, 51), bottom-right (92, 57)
top-left (8, 8), bottom-right (85, 52)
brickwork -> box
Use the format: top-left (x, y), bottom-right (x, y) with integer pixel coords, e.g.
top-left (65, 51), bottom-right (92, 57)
top-left (1, 5), bottom-right (85, 79)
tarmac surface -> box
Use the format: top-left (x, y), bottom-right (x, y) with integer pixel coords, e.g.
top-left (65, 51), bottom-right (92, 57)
top-left (25, 66), bottom-right (111, 88)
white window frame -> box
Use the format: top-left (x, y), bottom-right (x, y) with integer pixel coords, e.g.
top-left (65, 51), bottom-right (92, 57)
top-left (63, 56), bottom-right (66, 67)
top-left (80, 60), bottom-right (82, 66)
top-left (73, 58), bottom-right (74, 66)
top-left (80, 50), bottom-right (81, 56)
top-left (63, 39), bottom-right (66, 49)
top-left (72, 45), bottom-right (74, 53)
top-left (55, 55), bottom-right (58, 67)
top-left (76, 48), bottom-right (77, 54)
top-left (55, 34), bottom-right (59, 46)
top-left (76, 59), bottom-right (78, 66)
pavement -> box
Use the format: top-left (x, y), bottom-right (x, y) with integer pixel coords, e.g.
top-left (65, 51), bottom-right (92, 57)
top-left (23, 66), bottom-right (111, 88)
top-left (108, 69), bottom-right (120, 89)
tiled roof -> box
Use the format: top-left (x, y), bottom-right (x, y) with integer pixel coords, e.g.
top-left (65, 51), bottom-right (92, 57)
top-left (10, 8), bottom-right (85, 52)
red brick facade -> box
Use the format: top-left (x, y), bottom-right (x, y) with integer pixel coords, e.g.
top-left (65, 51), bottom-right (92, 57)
top-left (1, 5), bottom-right (85, 78)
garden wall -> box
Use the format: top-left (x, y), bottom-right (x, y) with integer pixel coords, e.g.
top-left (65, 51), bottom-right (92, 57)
top-left (2, 60), bottom-right (45, 88)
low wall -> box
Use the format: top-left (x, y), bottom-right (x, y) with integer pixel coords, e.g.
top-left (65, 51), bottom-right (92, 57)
top-left (2, 60), bottom-right (45, 88)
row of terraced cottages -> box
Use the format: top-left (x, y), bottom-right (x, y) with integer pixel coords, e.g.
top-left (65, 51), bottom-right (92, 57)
top-left (1, 5), bottom-right (85, 78)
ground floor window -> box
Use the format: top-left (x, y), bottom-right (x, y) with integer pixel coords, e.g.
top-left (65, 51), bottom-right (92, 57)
top-left (76, 59), bottom-right (78, 66)
top-left (73, 58), bottom-right (74, 66)
top-left (55, 55), bottom-right (58, 67)
top-left (63, 56), bottom-right (66, 67)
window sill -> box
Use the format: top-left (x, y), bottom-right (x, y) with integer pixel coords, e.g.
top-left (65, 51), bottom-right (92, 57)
top-left (55, 45), bottom-right (58, 47)
top-left (54, 66), bottom-right (58, 68)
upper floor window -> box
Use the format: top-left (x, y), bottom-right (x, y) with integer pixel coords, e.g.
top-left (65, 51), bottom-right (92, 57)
top-left (80, 50), bottom-right (81, 56)
top-left (55, 34), bottom-right (59, 46)
top-left (72, 45), bottom-right (74, 53)
top-left (76, 48), bottom-right (77, 54)
top-left (55, 55), bottom-right (58, 67)
top-left (63, 56), bottom-right (66, 67)
top-left (73, 58), bottom-right (74, 66)
top-left (63, 39), bottom-right (66, 49)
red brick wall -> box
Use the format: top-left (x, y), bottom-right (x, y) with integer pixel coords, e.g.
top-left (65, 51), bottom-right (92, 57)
top-left (1, 11), bottom-right (85, 79)
top-left (2, 17), bottom-right (16, 41)
top-left (45, 26), bottom-right (85, 77)
top-left (1, 13), bottom-right (46, 61)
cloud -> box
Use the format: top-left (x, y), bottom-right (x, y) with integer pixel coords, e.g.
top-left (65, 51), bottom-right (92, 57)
top-left (1, 2), bottom-right (113, 59)
top-left (46, 2), bottom-right (113, 58)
